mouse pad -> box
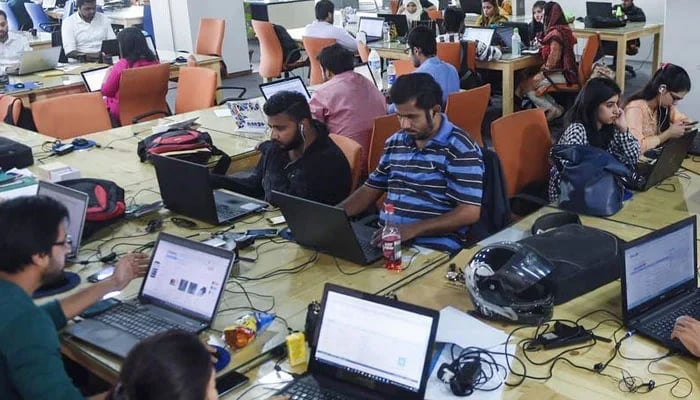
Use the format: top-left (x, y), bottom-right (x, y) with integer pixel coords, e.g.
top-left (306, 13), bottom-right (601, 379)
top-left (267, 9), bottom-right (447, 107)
top-left (5, 82), bottom-right (39, 92)
top-left (213, 345), bottom-right (231, 371)
top-left (33, 271), bottom-right (80, 298)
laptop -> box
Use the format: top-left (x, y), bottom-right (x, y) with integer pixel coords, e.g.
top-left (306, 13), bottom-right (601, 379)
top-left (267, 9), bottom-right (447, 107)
top-left (459, 0), bottom-right (482, 14)
top-left (635, 133), bottom-right (693, 191)
top-left (65, 233), bottom-right (234, 358)
top-left (37, 181), bottom-right (88, 261)
top-left (358, 16), bottom-right (385, 43)
top-left (685, 129), bottom-right (700, 156)
top-left (378, 14), bottom-right (409, 39)
top-left (354, 63), bottom-right (377, 86)
top-left (43, 0), bottom-right (57, 8)
top-left (80, 66), bottom-right (110, 92)
top-left (7, 46), bottom-right (61, 75)
top-left (464, 27), bottom-right (496, 45)
top-left (495, 26), bottom-right (536, 54)
top-left (100, 39), bottom-right (119, 59)
top-left (151, 155), bottom-right (267, 225)
top-left (276, 283), bottom-right (439, 400)
top-left (586, 1), bottom-right (613, 18)
top-left (259, 76), bottom-right (311, 101)
top-left (622, 216), bottom-right (699, 356)
top-left (272, 190), bottom-right (382, 265)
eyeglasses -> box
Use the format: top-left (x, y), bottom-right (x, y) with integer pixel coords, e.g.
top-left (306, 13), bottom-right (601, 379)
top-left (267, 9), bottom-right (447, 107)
top-left (54, 234), bottom-right (73, 249)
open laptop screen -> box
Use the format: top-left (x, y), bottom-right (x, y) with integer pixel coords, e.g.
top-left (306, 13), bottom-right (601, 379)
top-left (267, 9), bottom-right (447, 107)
top-left (37, 181), bottom-right (88, 260)
top-left (314, 288), bottom-right (435, 394)
top-left (141, 234), bottom-right (232, 321)
top-left (359, 17), bottom-right (385, 38)
top-left (260, 77), bottom-right (311, 101)
top-left (464, 27), bottom-right (495, 45)
top-left (353, 63), bottom-right (376, 86)
top-left (586, 1), bottom-right (613, 17)
top-left (624, 217), bottom-right (696, 312)
top-left (81, 67), bottom-right (110, 92)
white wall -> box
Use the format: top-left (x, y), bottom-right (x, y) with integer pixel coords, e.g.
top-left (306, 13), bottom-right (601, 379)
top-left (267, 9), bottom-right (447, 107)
top-left (664, 0), bottom-right (700, 116)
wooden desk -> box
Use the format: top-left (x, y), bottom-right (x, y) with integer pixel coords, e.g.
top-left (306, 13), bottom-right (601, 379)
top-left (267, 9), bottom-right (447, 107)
top-left (46, 6), bottom-right (144, 27)
top-left (26, 32), bottom-right (53, 50)
top-left (571, 22), bottom-right (663, 94)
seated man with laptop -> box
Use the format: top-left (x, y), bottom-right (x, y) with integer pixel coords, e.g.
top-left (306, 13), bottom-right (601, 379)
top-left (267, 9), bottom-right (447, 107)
top-left (341, 74), bottom-right (484, 255)
top-left (61, 0), bottom-right (116, 61)
top-left (211, 91), bottom-right (352, 206)
top-left (303, 0), bottom-right (357, 52)
top-left (0, 9), bottom-right (30, 68)
top-left (0, 195), bottom-right (149, 399)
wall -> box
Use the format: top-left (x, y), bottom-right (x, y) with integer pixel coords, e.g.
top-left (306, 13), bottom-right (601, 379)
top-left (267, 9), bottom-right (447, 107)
top-left (664, 0), bottom-right (700, 115)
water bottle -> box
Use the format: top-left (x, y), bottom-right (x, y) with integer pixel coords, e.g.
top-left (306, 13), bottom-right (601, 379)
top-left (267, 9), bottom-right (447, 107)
top-left (386, 62), bottom-right (396, 89)
top-left (615, 5), bottom-right (624, 19)
top-left (383, 21), bottom-right (391, 43)
top-left (368, 49), bottom-right (382, 90)
top-left (511, 27), bottom-right (522, 57)
top-left (381, 203), bottom-right (402, 270)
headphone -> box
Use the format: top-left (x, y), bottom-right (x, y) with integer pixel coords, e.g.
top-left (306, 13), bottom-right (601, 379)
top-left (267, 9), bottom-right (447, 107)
top-left (658, 84), bottom-right (667, 94)
top-left (437, 357), bottom-right (482, 396)
top-left (299, 123), bottom-right (306, 143)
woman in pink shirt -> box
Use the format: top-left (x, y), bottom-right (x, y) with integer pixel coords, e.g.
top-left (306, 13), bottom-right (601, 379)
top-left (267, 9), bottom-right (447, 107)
top-left (102, 27), bottom-right (159, 124)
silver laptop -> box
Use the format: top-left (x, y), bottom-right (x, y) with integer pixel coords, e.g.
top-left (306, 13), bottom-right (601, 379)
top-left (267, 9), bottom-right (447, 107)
top-left (354, 63), bottom-right (377, 86)
top-left (464, 27), bottom-right (496, 45)
top-left (65, 233), bottom-right (234, 358)
top-left (80, 66), bottom-right (110, 92)
top-left (8, 46), bottom-right (62, 75)
top-left (358, 16), bottom-right (385, 43)
top-left (259, 76), bottom-right (311, 101)
top-left (37, 181), bottom-right (88, 261)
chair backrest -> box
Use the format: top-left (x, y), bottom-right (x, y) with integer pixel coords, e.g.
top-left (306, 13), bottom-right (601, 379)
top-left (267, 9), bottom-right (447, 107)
top-left (63, 0), bottom-right (75, 19)
top-left (368, 114), bottom-right (400, 173)
top-left (358, 41), bottom-right (370, 63)
top-left (445, 84), bottom-right (491, 146)
top-left (491, 109), bottom-right (552, 198)
top-left (24, 3), bottom-right (52, 31)
top-left (0, 95), bottom-right (22, 125)
top-left (302, 36), bottom-right (336, 85)
top-left (195, 18), bottom-right (225, 57)
top-left (118, 63), bottom-right (170, 126)
top-left (390, 0), bottom-right (399, 14)
top-left (427, 9), bottom-right (443, 21)
top-left (436, 42), bottom-right (460, 71)
top-left (175, 67), bottom-right (217, 114)
top-left (329, 133), bottom-right (362, 192)
top-left (252, 19), bottom-right (284, 79)
top-left (32, 92), bottom-right (112, 139)
top-left (142, 4), bottom-right (155, 47)
top-left (0, 4), bottom-right (19, 31)
top-left (578, 33), bottom-right (600, 86)
top-left (393, 59), bottom-right (416, 77)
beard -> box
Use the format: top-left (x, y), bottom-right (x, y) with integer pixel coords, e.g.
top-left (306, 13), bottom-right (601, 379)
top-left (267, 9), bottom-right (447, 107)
top-left (40, 255), bottom-right (65, 286)
top-left (274, 127), bottom-right (304, 151)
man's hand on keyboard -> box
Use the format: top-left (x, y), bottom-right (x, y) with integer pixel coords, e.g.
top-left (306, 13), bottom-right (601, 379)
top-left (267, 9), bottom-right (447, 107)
top-left (111, 252), bottom-right (150, 290)
top-left (671, 316), bottom-right (700, 357)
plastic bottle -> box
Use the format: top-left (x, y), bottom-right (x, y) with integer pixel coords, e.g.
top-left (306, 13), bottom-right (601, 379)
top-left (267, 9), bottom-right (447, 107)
top-left (383, 21), bottom-right (391, 43)
top-left (511, 27), bottom-right (522, 57)
top-left (368, 49), bottom-right (382, 90)
top-left (386, 62), bottom-right (396, 89)
top-left (615, 5), bottom-right (624, 19)
top-left (382, 203), bottom-right (402, 270)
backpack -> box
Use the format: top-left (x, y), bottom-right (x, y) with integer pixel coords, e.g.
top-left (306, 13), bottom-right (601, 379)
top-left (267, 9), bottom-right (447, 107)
top-left (470, 148), bottom-right (511, 243)
top-left (3, 97), bottom-right (36, 131)
top-left (273, 24), bottom-right (302, 63)
top-left (459, 41), bottom-right (485, 90)
top-left (0, 136), bottom-right (33, 170)
top-left (58, 178), bottom-right (126, 239)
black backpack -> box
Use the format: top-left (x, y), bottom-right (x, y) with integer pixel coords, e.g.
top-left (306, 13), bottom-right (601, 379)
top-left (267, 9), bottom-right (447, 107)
top-left (58, 178), bottom-right (126, 239)
top-left (470, 148), bottom-right (511, 243)
top-left (273, 24), bottom-right (302, 63)
top-left (0, 136), bottom-right (33, 170)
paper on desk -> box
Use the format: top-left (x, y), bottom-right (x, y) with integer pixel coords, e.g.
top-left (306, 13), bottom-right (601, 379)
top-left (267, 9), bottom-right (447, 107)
top-left (437, 306), bottom-right (508, 349)
top-left (425, 343), bottom-right (514, 400)
top-left (214, 108), bottom-right (232, 118)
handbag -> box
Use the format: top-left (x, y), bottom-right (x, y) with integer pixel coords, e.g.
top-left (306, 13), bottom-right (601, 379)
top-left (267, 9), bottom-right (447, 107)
top-left (551, 144), bottom-right (632, 216)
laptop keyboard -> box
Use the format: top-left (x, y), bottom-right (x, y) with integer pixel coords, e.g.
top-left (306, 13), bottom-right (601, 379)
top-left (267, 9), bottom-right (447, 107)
top-left (216, 204), bottom-right (242, 221)
top-left (281, 379), bottom-right (354, 400)
top-left (94, 302), bottom-right (195, 340)
top-left (645, 296), bottom-right (700, 339)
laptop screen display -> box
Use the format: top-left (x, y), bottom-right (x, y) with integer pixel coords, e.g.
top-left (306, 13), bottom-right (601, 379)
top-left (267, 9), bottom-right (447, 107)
top-left (37, 181), bottom-right (88, 259)
top-left (624, 221), bottom-right (696, 311)
top-left (82, 67), bottom-right (109, 92)
top-left (314, 290), bottom-right (434, 392)
top-left (141, 237), bottom-right (231, 321)
top-left (260, 77), bottom-right (310, 101)
top-left (359, 17), bottom-right (384, 38)
top-left (464, 27), bottom-right (495, 45)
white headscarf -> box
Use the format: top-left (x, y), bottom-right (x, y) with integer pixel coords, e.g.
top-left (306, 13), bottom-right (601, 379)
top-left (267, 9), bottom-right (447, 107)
top-left (402, 0), bottom-right (423, 22)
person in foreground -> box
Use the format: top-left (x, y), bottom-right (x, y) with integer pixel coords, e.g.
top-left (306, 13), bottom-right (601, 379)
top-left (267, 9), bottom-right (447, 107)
top-left (672, 316), bottom-right (700, 357)
top-left (341, 73), bottom-right (484, 255)
top-left (0, 195), bottom-right (149, 400)
top-left (548, 77), bottom-right (640, 202)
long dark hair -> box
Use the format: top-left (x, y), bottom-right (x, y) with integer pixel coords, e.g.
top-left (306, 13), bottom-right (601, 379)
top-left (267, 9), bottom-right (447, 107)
top-left (110, 331), bottom-right (213, 400)
top-left (543, 1), bottom-right (567, 28)
top-left (625, 63), bottom-right (691, 132)
top-left (118, 27), bottom-right (157, 66)
top-left (566, 77), bottom-right (622, 149)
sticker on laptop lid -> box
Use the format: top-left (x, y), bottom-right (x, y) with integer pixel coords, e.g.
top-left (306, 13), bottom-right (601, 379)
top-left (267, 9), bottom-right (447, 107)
top-left (241, 202), bottom-right (262, 211)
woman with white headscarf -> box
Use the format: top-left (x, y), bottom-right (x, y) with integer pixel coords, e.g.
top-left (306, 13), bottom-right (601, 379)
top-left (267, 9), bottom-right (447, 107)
top-left (402, 0), bottom-right (425, 22)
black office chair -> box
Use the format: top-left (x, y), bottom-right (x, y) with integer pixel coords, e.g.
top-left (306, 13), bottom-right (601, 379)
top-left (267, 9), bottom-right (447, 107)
top-left (51, 31), bottom-right (68, 63)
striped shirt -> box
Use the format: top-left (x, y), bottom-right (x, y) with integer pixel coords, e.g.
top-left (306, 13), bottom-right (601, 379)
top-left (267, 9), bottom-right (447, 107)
top-left (366, 115), bottom-right (484, 254)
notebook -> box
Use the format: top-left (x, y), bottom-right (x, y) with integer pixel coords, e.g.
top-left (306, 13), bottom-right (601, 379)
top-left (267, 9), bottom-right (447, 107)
top-left (7, 46), bottom-right (61, 75)
top-left (272, 190), bottom-right (382, 265)
top-left (622, 216), bottom-right (699, 356)
top-left (151, 155), bottom-right (267, 225)
top-left (65, 232), bottom-right (234, 358)
top-left (80, 66), bottom-right (110, 92)
top-left (37, 181), bottom-right (88, 261)
top-left (354, 63), bottom-right (377, 86)
top-left (259, 76), bottom-right (311, 101)
top-left (635, 132), bottom-right (693, 191)
top-left (276, 283), bottom-right (439, 400)
top-left (358, 17), bottom-right (385, 43)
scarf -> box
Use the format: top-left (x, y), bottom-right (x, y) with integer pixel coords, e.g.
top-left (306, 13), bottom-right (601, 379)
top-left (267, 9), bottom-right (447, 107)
top-left (541, 3), bottom-right (577, 84)
top-left (403, 0), bottom-right (424, 22)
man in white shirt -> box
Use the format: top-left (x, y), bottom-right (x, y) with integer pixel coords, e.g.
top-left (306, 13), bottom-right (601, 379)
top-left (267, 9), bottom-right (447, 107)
top-left (303, 0), bottom-right (357, 52)
top-left (0, 10), bottom-right (30, 64)
top-left (61, 0), bottom-right (115, 61)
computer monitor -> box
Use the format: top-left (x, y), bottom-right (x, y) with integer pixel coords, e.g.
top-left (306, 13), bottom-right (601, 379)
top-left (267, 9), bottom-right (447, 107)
top-left (459, 0), bottom-right (482, 14)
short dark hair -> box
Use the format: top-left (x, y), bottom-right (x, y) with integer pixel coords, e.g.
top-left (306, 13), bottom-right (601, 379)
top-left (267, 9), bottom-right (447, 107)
top-left (390, 73), bottom-right (443, 110)
top-left (117, 27), bottom-right (157, 66)
top-left (111, 331), bottom-right (212, 400)
top-left (318, 44), bottom-right (354, 75)
top-left (263, 91), bottom-right (312, 123)
top-left (567, 77), bottom-right (621, 149)
top-left (0, 10), bottom-right (7, 21)
top-left (444, 7), bottom-right (465, 34)
top-left (315, 0), bottom-right (334, 21)
top-left (0, 196), bottom-right (68, 274)
top-left (76, 0), bottom-right (97, 8)
top-left (407, 26), bottom-right (437, 56)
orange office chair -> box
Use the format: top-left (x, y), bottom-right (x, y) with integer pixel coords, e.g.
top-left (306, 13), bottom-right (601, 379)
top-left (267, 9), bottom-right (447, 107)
top-left (32, 92), bottom-right (112, 139)
top-left (195, 18), bottom-right (228, 78)
top-left (392, 59), bottom-right (416, 77)
top-left (329, 133), bottom-right (362, 192)
top-left (119, 63), bottom-right (171, 125)
top-left (390, 0), bottom-right (399, 14)
top-left (302, 37), bottom-right (336, 85)
top-left (0, 95), bottom-right (22, 125)
top-left (445, 84), bottom-right (491, 146)
top-left (538, 33), bottom-right (600, 97)
top-left (358, 40), bottom-right (370, 63)
top-left (490, 109), bottom-right (552, 199)
top-left (252, 19), bottom-right (308, 81)
top-left (436, 42), bottom-right (461, 72)
top-left (427, 9), bottom-right (443, 21)
top-left (174, 67), bottom-right (218, 114)
top-left (368, 114), bottom-right (400, 173)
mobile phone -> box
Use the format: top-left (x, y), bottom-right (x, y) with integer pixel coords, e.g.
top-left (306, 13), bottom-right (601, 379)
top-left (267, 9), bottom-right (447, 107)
top-left (215, 369), bottom-right (249, 397)
top-left (87, 265), bottom-right (115, 283)
top-left (79, 297), bottom-right (121, 318)
top-left (245, 228), bottom-right (279, 238)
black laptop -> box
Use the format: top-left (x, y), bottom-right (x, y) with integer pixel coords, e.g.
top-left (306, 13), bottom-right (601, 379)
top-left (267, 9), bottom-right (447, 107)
top-left (586, 1), bottom-right (613, 17)
top-left (271, 190), bottom-right (382, 265)
top-left (275, 283), bottom-right (439, 400)
top-left (358, 17), bottom-right (385, 43)
top-left (635, 133), bottom-right (693, 191)
top-left (378, 14), bottom-right (409, 40)
top-left (151, 155), bottom-right (267, 225)
top-left (622, 216), bottom-right (699, 356)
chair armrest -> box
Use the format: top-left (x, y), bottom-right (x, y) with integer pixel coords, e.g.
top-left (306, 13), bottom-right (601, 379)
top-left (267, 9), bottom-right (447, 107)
top-left (216, 86), bottom-right (247, 104)
top-left (284, 48), bottom-right (305, 65)
top-left (132, 110), bottom-right (170, 124)
top-left (39, 22), bottom-right (60, 33)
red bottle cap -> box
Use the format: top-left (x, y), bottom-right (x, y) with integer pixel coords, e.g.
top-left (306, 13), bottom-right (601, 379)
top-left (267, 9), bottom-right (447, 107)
top-left (384, 203), bottom-right (394, 213)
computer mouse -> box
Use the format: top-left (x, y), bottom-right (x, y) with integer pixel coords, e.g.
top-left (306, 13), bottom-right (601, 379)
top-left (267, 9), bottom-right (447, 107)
top-left (175, 56), bottom-right (187, 63)
top-left (72, 138), bottom-right (88, 147)
top-left (13, 83), bottom-right (24, 89)
top-left (213, 345), bottom-right (231, 371)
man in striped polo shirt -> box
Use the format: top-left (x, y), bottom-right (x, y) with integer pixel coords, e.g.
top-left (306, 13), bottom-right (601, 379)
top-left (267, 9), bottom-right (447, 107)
top-left (341, 73), bottom-right (484, 254)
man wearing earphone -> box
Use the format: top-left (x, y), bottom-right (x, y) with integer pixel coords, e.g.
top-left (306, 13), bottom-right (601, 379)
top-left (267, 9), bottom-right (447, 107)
top-left (210, 91), bottom-right (352, 206)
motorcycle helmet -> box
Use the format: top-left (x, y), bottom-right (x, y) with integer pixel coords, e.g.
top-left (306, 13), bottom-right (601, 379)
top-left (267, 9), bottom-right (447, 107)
top-left (466, 242), bottom-right (554, 325)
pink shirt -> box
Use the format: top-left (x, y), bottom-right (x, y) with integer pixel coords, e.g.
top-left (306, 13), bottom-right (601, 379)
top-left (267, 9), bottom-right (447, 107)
top-left (309, 71), bottom-right (386, 176)
top-left (102, 58), bottom-right (160, 121)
